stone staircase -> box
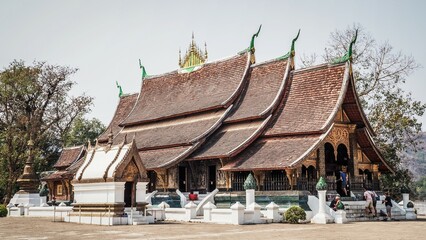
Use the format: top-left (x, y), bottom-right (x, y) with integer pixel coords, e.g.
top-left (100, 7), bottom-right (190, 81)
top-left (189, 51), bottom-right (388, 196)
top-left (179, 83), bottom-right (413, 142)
top-left (341, 201), bottom-right (406, 221)
top-left (124, 208), bottom-right (154, 225)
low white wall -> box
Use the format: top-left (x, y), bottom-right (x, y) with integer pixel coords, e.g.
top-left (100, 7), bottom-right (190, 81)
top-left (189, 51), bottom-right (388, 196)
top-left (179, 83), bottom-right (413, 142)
top-left (73, 182), bottom-right (125, 204)
top-left (414, 201), bottom-right (426, 215)
top-left (164, 208), bottom-right (187, 221)
top-left (210, 209), bottom-right (233, 224)
top-left (66, 215), bottom-right (128, 225)
top-left (28, 206), bottom-right (73, 217)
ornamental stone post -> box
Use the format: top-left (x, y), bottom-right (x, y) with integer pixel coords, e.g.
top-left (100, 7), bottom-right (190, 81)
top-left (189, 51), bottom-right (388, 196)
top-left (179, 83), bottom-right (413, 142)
top-left (311, 177), bottom-right (333, 224)
top-left (266, 202), bottom-right (280, 222)
top-left (184, 201), bottom-right (197, 220)
top-left (203, 202), bottom-right (216, 221)
top-left (244, 173), bottom-right (256, 208)
top-left (230, 202), bottom-right (245, 225)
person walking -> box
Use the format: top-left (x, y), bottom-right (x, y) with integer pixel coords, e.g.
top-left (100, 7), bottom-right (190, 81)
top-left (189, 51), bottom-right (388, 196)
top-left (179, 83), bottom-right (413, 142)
top-left (383, 192), bottom-right (393, 220)
top-left (363, 187), bottom-right (374, 217)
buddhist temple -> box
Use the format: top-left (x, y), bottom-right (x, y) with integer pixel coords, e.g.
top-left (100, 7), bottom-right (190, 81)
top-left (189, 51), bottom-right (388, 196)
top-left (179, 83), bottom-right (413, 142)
top-left (42, 145), bottom-right (85, 203)
top-left (83, 28), bottom-right (393, 203)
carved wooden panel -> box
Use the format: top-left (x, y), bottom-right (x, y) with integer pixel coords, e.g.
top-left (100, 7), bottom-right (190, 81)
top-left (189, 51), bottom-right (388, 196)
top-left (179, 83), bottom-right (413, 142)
top-left (122, 160), bottom-right (140, 182)
top-left (168, 167), bottom-right (178, 189)
top-left (325, 126), bottom-right (350, 156)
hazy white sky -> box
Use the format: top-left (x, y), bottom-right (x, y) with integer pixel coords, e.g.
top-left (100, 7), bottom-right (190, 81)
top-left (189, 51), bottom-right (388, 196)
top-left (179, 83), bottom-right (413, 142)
top-left (1, 0), bottom-right (425, 129)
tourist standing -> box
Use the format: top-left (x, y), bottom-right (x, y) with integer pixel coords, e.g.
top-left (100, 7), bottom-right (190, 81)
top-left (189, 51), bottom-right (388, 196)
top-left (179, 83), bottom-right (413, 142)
top-left (363, 187), bottom-right (374, 216)
top-left (383, 192), bottom-right (393, 220)
top-left (338, 169), bottom-right (348, 196)
top-left (370, 189), bottom-right (378, 217)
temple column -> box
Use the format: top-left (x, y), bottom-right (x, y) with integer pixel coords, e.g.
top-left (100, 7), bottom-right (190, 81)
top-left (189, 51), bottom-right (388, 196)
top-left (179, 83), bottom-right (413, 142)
top-left (285, 169), bottom-right (295, 190)
top-left (372, 164), bottom-right (379, 190)
top-left (295, 167), bottom-right (302, 190)
top-left (318, 144), bottom-right (326, 178)
top-left (348, 125), bottom-right (357, 177)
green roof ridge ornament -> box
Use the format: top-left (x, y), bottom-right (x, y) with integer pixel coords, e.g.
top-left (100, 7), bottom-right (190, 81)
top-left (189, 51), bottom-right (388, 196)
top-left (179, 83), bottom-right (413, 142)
top-left (243, 173), bottom-right (257, 190)
top-left (277, 29), bottom-right (301, 61)
top-left (332, 29), bottom-right (358, 64)
top-left (116, 81), bottom-right (123, 97)
top-left (315, 176), bottom-right (328, 191)
top-left (238, 25), bottom-right (262, 57)
top-left (139, 59), bottom-right (148, 79)
top-left (249, 25), bottom-right (262, 51)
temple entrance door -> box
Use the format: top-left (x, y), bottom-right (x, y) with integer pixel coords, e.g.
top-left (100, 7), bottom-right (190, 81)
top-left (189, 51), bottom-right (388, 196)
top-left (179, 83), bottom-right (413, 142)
top-left (208, 165), bottom-right (216, 192)
top-left (124, 181), bottom-right (134, 207)
top-left (179, 166), bottom-right (187, 192)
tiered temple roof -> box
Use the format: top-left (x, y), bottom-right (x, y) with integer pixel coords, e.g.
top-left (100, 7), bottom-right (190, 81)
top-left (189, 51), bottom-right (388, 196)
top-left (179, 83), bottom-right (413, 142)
top-left (43, 145), bottom-right (85, 181)
top-left (94, 32), bottom-right (391, 173)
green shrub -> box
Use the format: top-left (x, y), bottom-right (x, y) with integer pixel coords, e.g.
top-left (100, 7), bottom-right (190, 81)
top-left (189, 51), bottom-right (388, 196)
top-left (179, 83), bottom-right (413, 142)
top-left (0, 205), bottom-right (8, 217)
top-left (284, 206), bottom-right (306, 224)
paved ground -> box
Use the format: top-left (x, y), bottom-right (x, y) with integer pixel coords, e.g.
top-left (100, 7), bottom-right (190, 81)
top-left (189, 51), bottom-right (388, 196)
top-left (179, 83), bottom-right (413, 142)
top-left (1, 217), bottom-right (426, 240)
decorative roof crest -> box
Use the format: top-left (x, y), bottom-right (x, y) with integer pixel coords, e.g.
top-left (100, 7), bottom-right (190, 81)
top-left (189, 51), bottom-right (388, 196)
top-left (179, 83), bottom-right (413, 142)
top-left (179, 33), bottom-right (208, 69)
top-left (139, 59), bottom-right (148, 79)
top-left (277, 29), bottom-right (301, 65)
top-left (332, 29), bottom-right (358, 64)
top-left (116, 81), bottom-right (123, 97)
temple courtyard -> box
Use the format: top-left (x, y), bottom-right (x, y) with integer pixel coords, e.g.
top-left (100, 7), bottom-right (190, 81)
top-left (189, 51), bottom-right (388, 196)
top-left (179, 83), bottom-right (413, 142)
top-left (1, 217), bottom-right (425, 240)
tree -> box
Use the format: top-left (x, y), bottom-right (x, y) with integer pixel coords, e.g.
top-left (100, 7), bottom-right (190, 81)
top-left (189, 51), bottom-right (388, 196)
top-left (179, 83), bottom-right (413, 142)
top-left (63, 116), bottom-right (106, 147)
top-left (0, 60), bottom-right (93, 203)
top-left (301, 24), bottom-right (425, 194)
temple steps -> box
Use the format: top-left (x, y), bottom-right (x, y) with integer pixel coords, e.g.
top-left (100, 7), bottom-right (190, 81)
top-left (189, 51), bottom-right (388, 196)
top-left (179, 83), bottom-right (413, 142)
top-left (124, 208), bottom-right (150, 225)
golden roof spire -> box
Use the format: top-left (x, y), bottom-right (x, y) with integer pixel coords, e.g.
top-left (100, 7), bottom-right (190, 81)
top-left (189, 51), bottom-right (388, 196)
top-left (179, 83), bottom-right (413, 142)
top-left (179, 33), bottom-right (208, 68)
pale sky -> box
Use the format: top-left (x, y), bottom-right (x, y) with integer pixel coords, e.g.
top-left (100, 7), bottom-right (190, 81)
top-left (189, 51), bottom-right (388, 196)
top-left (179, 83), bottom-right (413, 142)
top-left (1, 0), bottom-right (425, 130)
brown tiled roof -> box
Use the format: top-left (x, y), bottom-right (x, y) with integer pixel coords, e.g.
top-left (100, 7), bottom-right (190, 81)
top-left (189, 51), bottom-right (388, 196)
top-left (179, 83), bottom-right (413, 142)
top-left (53, 146), bottom-right (85, 169)
top-left (189, 117), bottom-right (270, 160)
top-left (114, 109), bottom-right (229, 150)
top-left (356, 128), bottom-right (393, 173)
top-left (223, 63), bottom-right (351, 171)
top-left (139, 145), bottom-right (196, 170)
top-left (265, 63), bottom-right (348, 136)
top-left (41, 170), bottom-right (68, 181)
top-left (98, 93), bottom-right (138, 142)
top-left (226, 59), bottom-right (288, 122)
top-left (342, 79), bottom-right (375, 134)
top-left (221, 135), bottom-right (322, 171)
top-left (121, 53), bottom-right (250, 126)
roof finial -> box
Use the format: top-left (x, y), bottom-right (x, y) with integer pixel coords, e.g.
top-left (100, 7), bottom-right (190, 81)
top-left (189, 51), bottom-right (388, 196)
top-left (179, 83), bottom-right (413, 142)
top-left (179, 33), bottom-right (207, 69)
top-left (249, 25), bottom-right (262, 51)
top-left (277, 29), bottom-right (301, 62)
top-left (290, 29), bottom-right (301, 54)
top-left (116, 81), bottom-right (123, 97)
top-left (348, 28), bottom-right (358, 60)
top-left (139, 59), bottom-right (148, 79)
top-left (332, 28), bottom-right (358, 64)
top-left (249, 25), bottom-right (262, 64)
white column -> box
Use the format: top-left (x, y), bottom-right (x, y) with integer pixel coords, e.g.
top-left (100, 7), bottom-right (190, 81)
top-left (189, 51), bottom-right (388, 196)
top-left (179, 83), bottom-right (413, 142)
top-left (402, 193), bottom-right (409, 209)
top-left (136, 182), bottom-right (148, 203)
top-left (311, 190), bottom-right (333, 224)
top-left (245, 189), bottom-right (255, 209)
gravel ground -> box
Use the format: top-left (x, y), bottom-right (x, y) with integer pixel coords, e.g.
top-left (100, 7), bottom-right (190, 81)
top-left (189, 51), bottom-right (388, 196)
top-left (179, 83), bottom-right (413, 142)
top-left (1, 217), bottom-right (425, 240)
